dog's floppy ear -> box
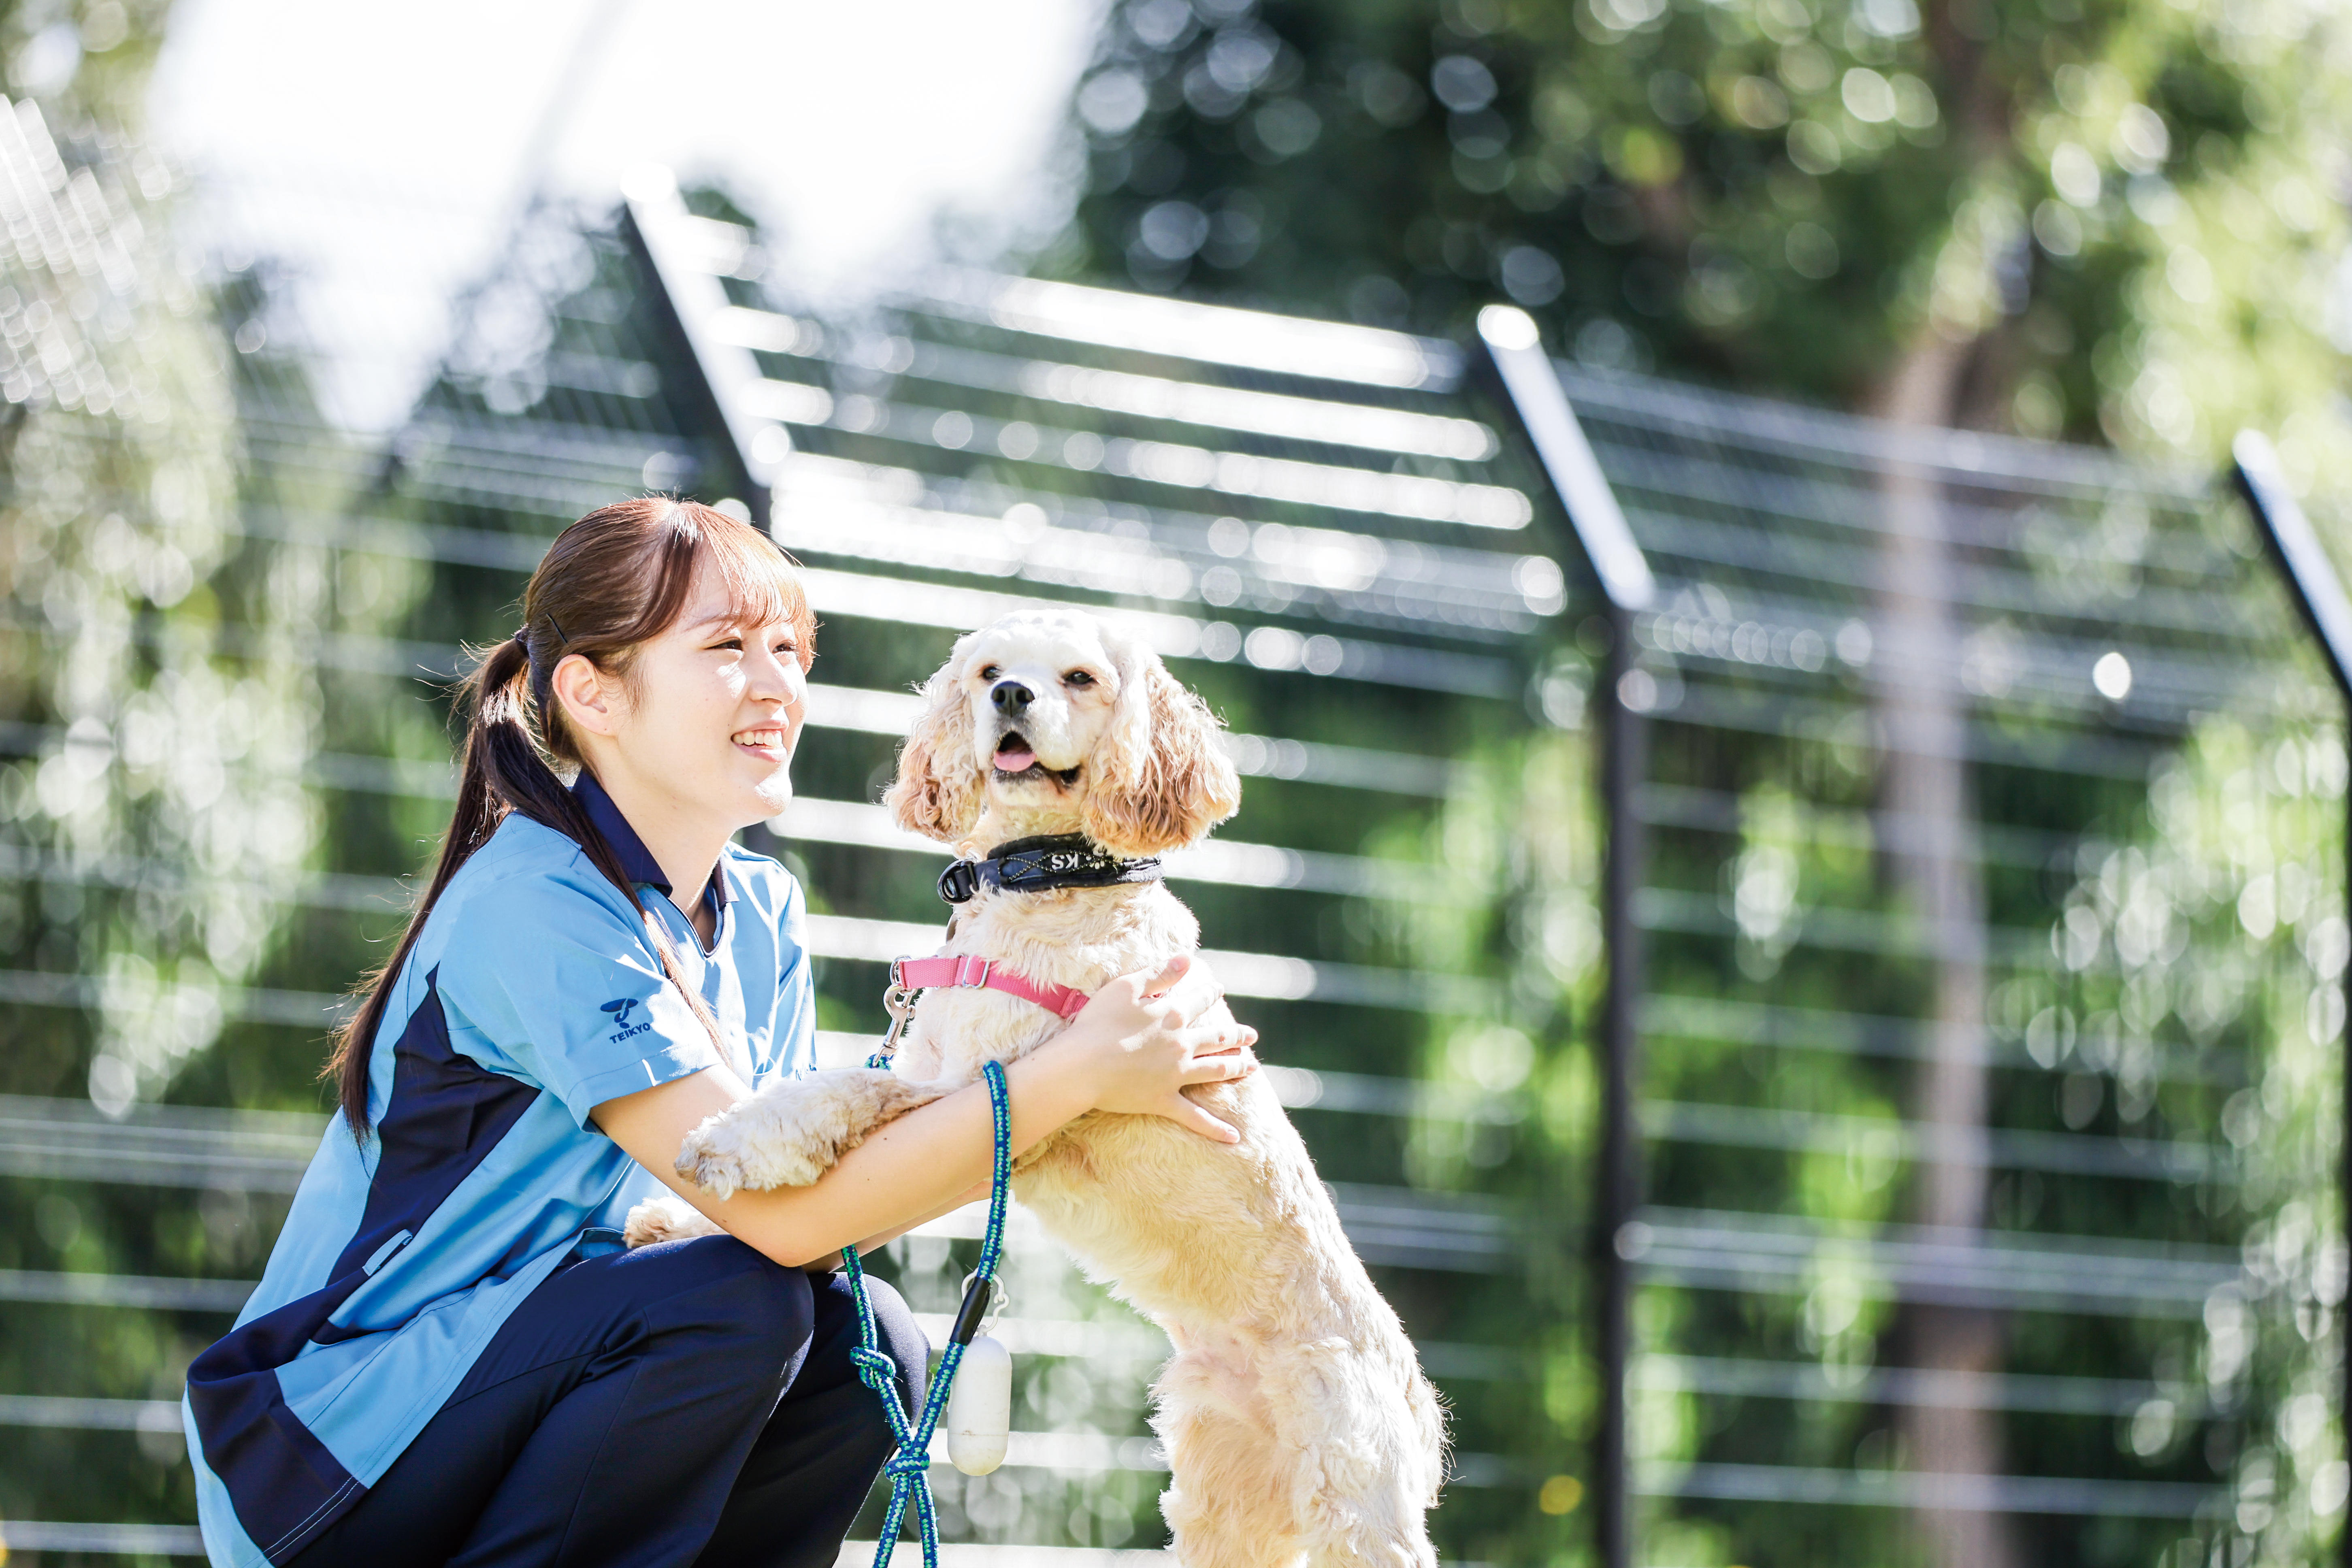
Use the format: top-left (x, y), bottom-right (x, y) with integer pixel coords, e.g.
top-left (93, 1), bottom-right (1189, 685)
top-left (885, 638), bottom-right (987, 842)
top-left (1083, 632), bottom-right (1241, 857)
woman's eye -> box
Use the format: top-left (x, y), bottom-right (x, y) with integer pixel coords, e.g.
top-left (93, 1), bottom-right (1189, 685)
top-left (1064, 670), bottom-right (1095, 688)
top-left (711, 637), bottom-right (744, 652)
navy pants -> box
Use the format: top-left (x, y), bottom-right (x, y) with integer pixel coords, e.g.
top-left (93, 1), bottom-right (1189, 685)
top-left (285, 1234), bottom-right (927, 1568)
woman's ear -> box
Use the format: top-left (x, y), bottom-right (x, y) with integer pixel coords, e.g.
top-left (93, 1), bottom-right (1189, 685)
top-left (1082, 640), bottom-right (1242, 857)
top-left (884, 647), bottom-right (986, 841)
top-left (550, 652), bottom-right (621, 740)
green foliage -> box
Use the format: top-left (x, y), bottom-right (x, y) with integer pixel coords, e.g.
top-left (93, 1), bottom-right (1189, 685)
top-left (1359, 720), bottom-right (1606, 1564)
top-left (2071, 720), bottom-right (2350, 1563)
top-left (0, 0), bottom-right (172, 127)
top-left (0, 0), bottom-right (313, 1114)
top-left (1059, 7), bottom-right (2352, 1566)
top-left (1063, 0), bottom-right (2350, 470)
top-left (0, 0), bottom-right (435, 1539)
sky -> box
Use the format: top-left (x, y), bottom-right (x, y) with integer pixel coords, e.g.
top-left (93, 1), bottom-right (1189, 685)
top-left (147, 0), bottom-right (1101, 429)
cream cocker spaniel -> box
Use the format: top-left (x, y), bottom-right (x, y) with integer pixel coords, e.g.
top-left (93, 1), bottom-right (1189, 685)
top-left (633, 609), bottom-right (1446, 1568)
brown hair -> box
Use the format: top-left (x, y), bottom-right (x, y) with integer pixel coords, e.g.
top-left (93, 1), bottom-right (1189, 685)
top-left (326, 498), bottom-right (816, 1136)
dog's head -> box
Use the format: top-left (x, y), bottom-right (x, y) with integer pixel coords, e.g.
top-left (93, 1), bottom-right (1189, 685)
top-left (885, 609), bottom-right (1240, 857)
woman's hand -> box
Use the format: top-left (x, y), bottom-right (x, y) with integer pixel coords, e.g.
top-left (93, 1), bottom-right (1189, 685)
top-left (1044, 954), bottom-right (1257, 1143)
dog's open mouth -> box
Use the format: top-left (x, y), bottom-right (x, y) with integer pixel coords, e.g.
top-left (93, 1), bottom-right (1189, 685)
top-left (994, 732), bottom-right (1080, 787)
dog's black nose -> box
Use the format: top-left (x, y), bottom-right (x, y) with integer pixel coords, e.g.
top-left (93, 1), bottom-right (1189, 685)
top-left (991, 680), bottom-right (1033, 716)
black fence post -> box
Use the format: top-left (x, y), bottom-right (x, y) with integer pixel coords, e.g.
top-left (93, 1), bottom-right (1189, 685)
top-left (1474, 307), bottom-right (1655, 1568)
top-left (2232, 430), bottom-right (2352, 1568)
top-left (618, 166), bottom-right (786, 527)
top-left (1596, 601), bottom-right (1646, 1568)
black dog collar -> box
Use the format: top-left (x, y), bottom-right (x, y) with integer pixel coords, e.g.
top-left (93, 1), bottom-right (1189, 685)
top-left (937, 834), bottom-right (1165, 904)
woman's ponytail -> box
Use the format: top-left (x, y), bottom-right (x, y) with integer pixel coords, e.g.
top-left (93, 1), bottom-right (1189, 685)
top-left (326, 633), bottom-right (539, 1136)
top-left (325, 499), bottom-right (812, 1138)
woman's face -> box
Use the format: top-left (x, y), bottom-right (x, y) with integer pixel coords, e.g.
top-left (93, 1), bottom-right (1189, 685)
top-left (564, 558), bottom-right (809, 832)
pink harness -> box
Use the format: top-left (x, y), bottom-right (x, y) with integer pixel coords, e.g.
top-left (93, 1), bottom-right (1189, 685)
top-left (891, 954), bottom-right (1091, 1022)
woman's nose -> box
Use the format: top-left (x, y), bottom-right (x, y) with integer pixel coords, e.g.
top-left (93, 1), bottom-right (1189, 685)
top-left (751, 648), bottom-right (805, 705)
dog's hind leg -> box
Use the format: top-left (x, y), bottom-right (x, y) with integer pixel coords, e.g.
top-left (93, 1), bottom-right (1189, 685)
top-left (1155, 1348), bottom-right (1305, 1568)
top-left (622, 1193), bottom-right (724, 1248)
top-left (1159, 1409), bottom-right (1304, 1568)
top-left (1266, 1345), bottom-right (1440, 1568)
top-left (1293, 1478), bottom-right (1438, 1568)
top-left (675, 1068), bottom-right (949, 1199)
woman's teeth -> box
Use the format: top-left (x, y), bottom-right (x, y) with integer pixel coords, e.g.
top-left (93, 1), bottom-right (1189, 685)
top-left (734, 729), bottom-right (787, 749)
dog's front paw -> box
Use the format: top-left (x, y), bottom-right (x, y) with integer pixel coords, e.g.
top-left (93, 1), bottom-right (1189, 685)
top-left (675, 1106), bottom-right (831, 1199)
top-left (624, 1193), bottom-right (722, 1247)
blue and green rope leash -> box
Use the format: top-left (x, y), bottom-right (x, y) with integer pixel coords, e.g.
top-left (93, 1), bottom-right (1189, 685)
top-left (840, 1056), bottom-right (1012, 1568)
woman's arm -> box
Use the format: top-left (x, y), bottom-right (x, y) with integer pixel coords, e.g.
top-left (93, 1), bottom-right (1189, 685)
top-left (593, 957), bottom-right (1253, 1268)
top-left (832, 1182), bottom-right (994, 1266)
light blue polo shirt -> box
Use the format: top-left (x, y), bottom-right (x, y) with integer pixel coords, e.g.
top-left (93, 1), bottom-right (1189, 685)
top-left (183, 772), bottom-right (814, 1568)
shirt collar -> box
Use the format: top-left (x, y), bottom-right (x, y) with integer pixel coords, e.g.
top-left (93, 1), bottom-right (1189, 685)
top-left (569, 769), bottom-right (729, 912)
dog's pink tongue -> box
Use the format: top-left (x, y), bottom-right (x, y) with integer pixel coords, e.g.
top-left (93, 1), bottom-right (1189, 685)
top-left (996, 747), bottom-right (1035, 771)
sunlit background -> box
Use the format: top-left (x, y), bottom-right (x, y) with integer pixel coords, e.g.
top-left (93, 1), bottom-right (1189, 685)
top-left (147, 0), bottom-right (1099, 428)
top-left (5, 0), bottom-right (2352, 1566)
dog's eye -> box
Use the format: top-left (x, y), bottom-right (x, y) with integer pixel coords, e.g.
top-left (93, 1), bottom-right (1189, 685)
top-left (1064, 670), bottom-right (1095, 688)
top-left (978, 665), bottom-right (1000, 682)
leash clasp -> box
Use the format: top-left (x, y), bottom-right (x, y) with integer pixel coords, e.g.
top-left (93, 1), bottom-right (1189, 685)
top-left (880, 975), bottom-right (921, 1058)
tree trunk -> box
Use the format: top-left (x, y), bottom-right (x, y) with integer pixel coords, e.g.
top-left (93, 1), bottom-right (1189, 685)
top-left (1867, 332), bottom-right (2018, 1568)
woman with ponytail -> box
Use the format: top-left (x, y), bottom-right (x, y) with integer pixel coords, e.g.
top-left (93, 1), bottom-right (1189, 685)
top-left (182, 500), bottom-right (1255, 1568)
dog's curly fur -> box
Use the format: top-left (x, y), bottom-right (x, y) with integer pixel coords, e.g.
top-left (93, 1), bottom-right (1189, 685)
top-left (638, 610), bottom-right (1447, 1568)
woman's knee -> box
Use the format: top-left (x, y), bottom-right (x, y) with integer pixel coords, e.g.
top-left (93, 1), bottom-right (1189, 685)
top-left (824, 1273), bottom-right (929, 1415)
top-left (631, 1234), bottom-right (816, 1368)
top-left (735, 1250), bottom-right (818, 1357)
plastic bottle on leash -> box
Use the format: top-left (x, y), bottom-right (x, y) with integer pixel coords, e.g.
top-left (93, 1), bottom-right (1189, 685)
top-left (941, 1335), bottom-right (1006, 1476)
top-left (944, 1267), bottom-right (1012, 1475)
top-left (946, 1333), bottom-right (1010, 1474)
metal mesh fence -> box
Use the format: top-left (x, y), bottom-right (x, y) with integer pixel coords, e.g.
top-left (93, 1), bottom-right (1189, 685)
top-left (1502, 344), bottom-right (2350, 1568)
top-left (2, 120), bottom-right (2343, 1568)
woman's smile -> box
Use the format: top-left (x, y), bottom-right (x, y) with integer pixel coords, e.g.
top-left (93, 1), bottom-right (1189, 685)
top-left (731, 725), bottom-right (793, 762)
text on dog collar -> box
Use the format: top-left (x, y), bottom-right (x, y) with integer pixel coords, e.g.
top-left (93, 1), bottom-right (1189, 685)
top-left (937, 834), bottom-right (1165, 905)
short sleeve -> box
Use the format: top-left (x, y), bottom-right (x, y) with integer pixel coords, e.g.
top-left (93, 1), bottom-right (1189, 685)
top-left (435, 870), bottom-right (724, 1127)
top-left (769, 876), bottom-right (817, 1082)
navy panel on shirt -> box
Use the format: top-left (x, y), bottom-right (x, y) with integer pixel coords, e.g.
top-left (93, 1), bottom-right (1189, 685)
top-left (187, 978), bottom-right (545, 1562)
top-left (318, 978), bottom-right (543, 1330)
top-left (183, 1285), bottom-right (367, 1566)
